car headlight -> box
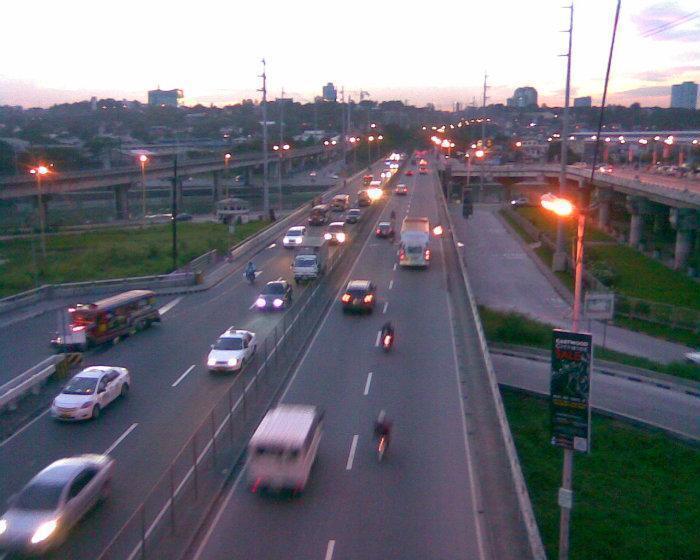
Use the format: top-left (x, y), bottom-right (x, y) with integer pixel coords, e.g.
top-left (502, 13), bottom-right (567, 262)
top-left (31, 519), bottom-right (57, 544)
top-left (255, 298), bottom-right (266, 308)
top-left (207, 356), bottom-right (216, 366)
top-left (283, 237), bottom-right (290, 244)
top-left (0, 518), bottom-right (7, 535)
top-left (273, 298), bottom-right (284, 308)
top-left (324, 233), bottom-right (332, 240)
top-left (227, 358), bottom-right (238, 366)
top-left (336, 233), bottom-right (346, 243)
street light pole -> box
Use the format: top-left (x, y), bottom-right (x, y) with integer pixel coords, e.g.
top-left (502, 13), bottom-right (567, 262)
top-left (259, 59), bottom-right (270, 217)
top-left (30, 165), bottom-right (49, 258)
top-left (139, 154), bottom-right (149, 225)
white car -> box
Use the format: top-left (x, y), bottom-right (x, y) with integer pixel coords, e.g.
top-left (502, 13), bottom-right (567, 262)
top-left (684, 351), bottom-right (700, 365)
top-left (207, 328), bottom-right (257, 372)
top-left (324, 222), bottom-right (347, 244)
top-left (51, 367), bottom-right (130, 421)
top-left (283, 226), bottom-right (306, 248)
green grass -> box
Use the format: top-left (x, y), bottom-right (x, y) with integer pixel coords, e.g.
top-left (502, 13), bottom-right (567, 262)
top-left (502, 388), bottom-right (700, 560)
top-left (613, 316), bottom-right (700, 348)
top-left (0, 221), bottom-right (268, 297)
top-left (479, 306), bottom-right (700, 382)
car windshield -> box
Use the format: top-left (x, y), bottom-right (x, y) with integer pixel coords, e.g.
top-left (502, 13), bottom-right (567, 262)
top-left (406, 246), bottom-right (422, 254)
top-left (15, 482), bottom-right (64, 511)
top-left (295, 256), bottom-right (316, 265)
top-left (62, 377), bottom-right (98, 395)
top-left (263, 283), bottom-right (285, 295)
top-left (329, 225), bottom-right (343, 233)
top-left (287, 230), bottom-right (302, 237)
top-left (214, 337), bottom-right (244, 351)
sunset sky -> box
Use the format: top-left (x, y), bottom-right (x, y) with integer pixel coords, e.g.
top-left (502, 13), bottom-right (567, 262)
top-left (1, 0), bottom-right (698, 109)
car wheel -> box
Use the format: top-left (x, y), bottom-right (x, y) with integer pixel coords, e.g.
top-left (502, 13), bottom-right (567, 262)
top-left (91, 404), bottom-right (101, 420)
top-left (120, 383), bottom-right (129, 398)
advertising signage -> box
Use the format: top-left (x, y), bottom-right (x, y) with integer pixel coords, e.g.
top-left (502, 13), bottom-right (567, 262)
top-left (550, 329), bottom-right (593, 452)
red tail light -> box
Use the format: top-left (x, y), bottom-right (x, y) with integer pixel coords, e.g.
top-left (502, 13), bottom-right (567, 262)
top-left (341, 293), bottom-right (352, 303)
top-left (424, 249), bottom-right (431, 260)
top-left (364, 294), bottom-right (373, 303)
top-left (399, 250), bottom-right (405, 260)
top-left (251, 478), bottom-right (261, 493)
top-left (376, 229), bottom-right (381, 234)
top-left (383, 335), bottom-right (392, 346)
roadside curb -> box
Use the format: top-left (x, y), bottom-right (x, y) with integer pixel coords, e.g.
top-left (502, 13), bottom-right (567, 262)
top-left (490, 342), bottom-right (700, 399)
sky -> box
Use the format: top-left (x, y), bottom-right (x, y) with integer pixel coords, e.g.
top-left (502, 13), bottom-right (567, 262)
top-left (0, 0), bottom-right (698, 109)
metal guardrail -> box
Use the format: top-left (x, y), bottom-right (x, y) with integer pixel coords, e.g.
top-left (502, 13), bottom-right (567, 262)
top-left (0, 355), bottom-right (63, 412)
top-left (489, 342), bottom-right (700, 398)
top-left (439, 181), bottom-right (547, 559)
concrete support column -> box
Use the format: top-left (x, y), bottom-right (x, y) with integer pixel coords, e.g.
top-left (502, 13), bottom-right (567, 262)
top-left (670, 208), bottom-right (697, 271)
top-left (212, 171), bottom-right (221, 202)
top-left (243, 167), bottom-right (252, 185)
top-left (114, 184), bottom-right (131, 220)
top-left (625, 196), bottom-right (650, 249)
top-left (596, 188), bottom-right (613, 231)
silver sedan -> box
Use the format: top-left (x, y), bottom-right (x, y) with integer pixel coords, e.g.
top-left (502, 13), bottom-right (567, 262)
top-left (0, 454), bottom-right (114, 554)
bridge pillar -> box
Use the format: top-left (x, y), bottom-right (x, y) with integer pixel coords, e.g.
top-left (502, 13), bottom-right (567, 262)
top-left (242, 166), bottom-right (252, 185)
top-left (596, 188), bottom-right (613, 231)
top-left (114, 184), bottom-right (131, 220)
top-left (625, 196), bottom-right (650, 249)
top-left (212, 171), bottom-right (221, 202)
top-left (670, 208), bottom-right (698, 271)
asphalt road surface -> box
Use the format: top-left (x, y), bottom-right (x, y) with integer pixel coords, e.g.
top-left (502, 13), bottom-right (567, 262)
top-left (0, 161), bottom-right (389, 560)
top-left (193, 170), bottom-right (487, 560)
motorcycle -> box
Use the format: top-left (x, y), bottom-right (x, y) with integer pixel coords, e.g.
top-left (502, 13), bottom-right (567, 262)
top-left (381, 330), bottom-right (394, 352)
top-left (377, 435), bottom-right (388, 462)
top-left (245, 269), bottom-right (256, 284)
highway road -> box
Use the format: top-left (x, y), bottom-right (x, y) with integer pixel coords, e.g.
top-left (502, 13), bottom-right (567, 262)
top-left (192, 167), bottom-right (488, 560)
top-left (492, 353), bottom-right (700, 440)
top-left (0, 161), bottom-right (389, 559)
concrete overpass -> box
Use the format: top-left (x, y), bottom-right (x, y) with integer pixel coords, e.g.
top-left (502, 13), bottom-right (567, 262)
top-left (448, 162), bottom-right (700, 271)
top-left (0, 144), bottom-right (340, 218)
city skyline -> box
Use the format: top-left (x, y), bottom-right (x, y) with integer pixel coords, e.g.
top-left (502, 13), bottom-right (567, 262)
top-left (0, 0), bottom-right (698, 109)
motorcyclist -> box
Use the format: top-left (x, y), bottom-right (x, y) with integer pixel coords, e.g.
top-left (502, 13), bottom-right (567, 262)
top-left (373, 410), bottom-right (393, 450)
top-left (381, 321), bottom-right (394, 345)
top-left (245, 261), bottom-right (256, 280)
top-left (390, 209), bottom-right (396, 221)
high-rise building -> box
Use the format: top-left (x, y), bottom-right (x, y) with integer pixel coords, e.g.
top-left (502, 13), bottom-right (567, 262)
top-left (148, 88), bottom-right (184, 108)
top-left (670, 81), bottom-right (698, 110)
top-left (573, 96), bottom-right (592, 108)
top-left (322, 82), bottom-right (337, 102)
top-left (506, 87), bottom-right (538, 108)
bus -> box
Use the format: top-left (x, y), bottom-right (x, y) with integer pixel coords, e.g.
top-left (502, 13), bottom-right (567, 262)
top-left (51, 290), bottom-right (161, 351)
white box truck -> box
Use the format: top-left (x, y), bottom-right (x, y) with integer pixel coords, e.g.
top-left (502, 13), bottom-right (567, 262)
top-left (292, 237), bottom-right (329, 283)
top-left (399, 217), bottom-right (431, 268)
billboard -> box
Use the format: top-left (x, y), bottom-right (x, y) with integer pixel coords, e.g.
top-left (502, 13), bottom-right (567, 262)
top-left (550, 329), bottom-right (593, 452)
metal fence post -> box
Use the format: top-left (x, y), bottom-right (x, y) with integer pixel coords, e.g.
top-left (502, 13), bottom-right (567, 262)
top-left (192, 435), bottom-right (199, 500)
top-left (140, 504), bottom-right (147, 559)
top-left (210, 410), bottom-right (217, 464)
top-left (169, 465), bottom-right (176, 533)
top-left (228, 386), bottom-right (235, 444)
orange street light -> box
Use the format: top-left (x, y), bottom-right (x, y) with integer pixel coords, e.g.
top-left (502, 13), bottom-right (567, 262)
top-left (541, 193), bottom-right (575, 217)
top-left (30, 165), bottom-right (51, 257)
top-left (138, 155), bottom-right (150, 223)
top-left (515, 141), bottom-right (522, 148)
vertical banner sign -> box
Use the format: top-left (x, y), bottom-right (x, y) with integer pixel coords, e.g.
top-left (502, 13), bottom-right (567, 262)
top-left (550, 329), bottom-right (593, 452)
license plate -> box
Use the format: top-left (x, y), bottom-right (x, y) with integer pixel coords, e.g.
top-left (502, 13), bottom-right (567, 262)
top-left (60, 413), bottom-right (73, 419)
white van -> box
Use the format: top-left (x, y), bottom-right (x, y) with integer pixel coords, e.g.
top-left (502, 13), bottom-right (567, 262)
top-left (247, 405), bottom-right (324, 493)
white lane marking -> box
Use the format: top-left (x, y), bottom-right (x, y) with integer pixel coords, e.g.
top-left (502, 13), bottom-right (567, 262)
top-left (393, 263), bottom-right (397, 271)
top-left (364, 372), bottom-right (373, 395)
top-left (172, 365), bottom-right (196, 388)
top-left (158, 297), bottom-right (182, 316)
top-left (0, 409), bottom-right (50, 450)
top-left (346, 435), bottom-right (359, 470)
top-left (325, 540), bottom-right (336, 560)
top-left (268, 243), bottom-right (276, 249)
top-left (382, 301), bottom-right (388, 314)
top-left (374, 330), bottom-right (381, 347)
top-left (104, 423), bottom-right (138, 455)
top-left (389, 280), bottom-right (394, 290)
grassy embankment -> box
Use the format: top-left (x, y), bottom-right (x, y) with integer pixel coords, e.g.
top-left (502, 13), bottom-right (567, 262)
top-left (0, 221), bottom-right (268, 297)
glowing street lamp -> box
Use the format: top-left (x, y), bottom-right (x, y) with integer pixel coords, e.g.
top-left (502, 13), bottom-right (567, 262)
top-left (29, 165), bottom-right (50, 257)
top-left (138, 154), bottom-right (149, 223)
top-left (367, 135), bottom-right (375, 166)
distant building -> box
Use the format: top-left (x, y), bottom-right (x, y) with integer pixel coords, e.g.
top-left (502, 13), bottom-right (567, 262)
top-left (670, 81), bottom-right (698, 110)
top-left (574, 96), bottom-right (592, 108)
top-left (148, 88), bottom-right (184, 108)
top-left (322, 82), bottom-right (337, 102)
top-left (507, 87), bottom-right (538, 109)
top-left (453, 102), bottom-right (462, 113)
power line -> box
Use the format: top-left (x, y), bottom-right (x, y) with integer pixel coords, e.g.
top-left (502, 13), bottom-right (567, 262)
top-left (640, 11), bottom-right (698, 38)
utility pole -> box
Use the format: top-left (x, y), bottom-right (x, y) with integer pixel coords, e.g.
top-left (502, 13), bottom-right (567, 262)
top-left (480, 72), bottom-right (488, 197)
top-left (278, 87), bottom-right (285, 211)
top-left (259, 59), bottom-right (270, 217)
top-left (171, 153), bottom-right (179, 271)
top-left (341, 86), bottom-right (348, 174)
top-left (554, 4), bottom-right (574, 272)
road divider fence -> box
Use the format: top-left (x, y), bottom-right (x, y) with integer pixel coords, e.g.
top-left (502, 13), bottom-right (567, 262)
top-left (95, 158), bottom-right (400, 560)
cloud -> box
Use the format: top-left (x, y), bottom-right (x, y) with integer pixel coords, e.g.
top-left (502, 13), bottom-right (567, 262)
top-left (632, 3), bottom-right (700, 42)
top-left (634, 65), bottom-right (700, 82)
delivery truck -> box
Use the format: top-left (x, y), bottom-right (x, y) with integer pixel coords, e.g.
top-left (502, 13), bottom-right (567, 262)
top-left (399, 217), bottom-right (431, 268)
